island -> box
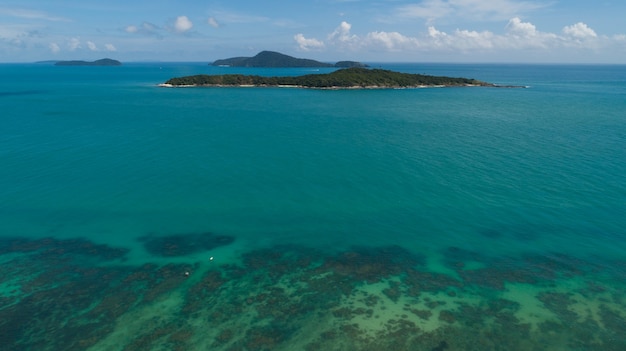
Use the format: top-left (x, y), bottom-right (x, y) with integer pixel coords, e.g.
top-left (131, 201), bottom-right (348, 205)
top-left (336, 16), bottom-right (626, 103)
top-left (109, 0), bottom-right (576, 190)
top-left (211, 51), bottom-right (367, 68)
top-left (54, 58), bottom-right (122, 66)
top-left (160, 67), bottom-right (498, 89)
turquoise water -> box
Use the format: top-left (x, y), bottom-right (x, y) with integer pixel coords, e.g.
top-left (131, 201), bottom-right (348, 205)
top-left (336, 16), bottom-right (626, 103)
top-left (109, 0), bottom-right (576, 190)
top-left (1, 63), bottom-right (626, 350)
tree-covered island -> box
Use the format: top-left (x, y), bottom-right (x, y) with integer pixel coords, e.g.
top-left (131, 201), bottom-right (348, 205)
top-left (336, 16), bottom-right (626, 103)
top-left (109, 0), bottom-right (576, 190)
top-left (54, 58), bottom-right (122, 66)
top-left (161, 67), bottom-right (501, 89)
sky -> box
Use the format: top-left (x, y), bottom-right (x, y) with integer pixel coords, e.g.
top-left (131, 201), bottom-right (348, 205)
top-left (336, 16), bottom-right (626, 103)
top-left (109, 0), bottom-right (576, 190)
top-left (1, 0), bottom-right (626, 63)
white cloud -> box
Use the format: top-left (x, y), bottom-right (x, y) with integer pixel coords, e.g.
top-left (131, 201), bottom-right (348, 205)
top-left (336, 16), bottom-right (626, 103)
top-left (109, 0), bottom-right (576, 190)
top-left (563, 22), bottom-right (597, 39)
top-left (207, 17), bottom-right (220, 28)
top-left (105, 43), bottom-right (117, 51)
top-left (428, 26), bottom-right (448, 40)
top-left (49, 42), bottom-right (60, 53)
top-left (174, 16), bottom-right (193, 33)
top-left (294, 33), bottom-right (325, 51)
top-left (454, 29), bottom-right (494, 49)
top-left (86, 41), bottom-right (98, 51)
top-left (506, 17), bottom-right (537, 37)
top-left (125, 25), bottom-right (138, 34)
top-left (422, 24), bottom-right (562, 52)
top-left (425, 26), bottom-right (494, 51)
top-left (365, 31), bottom-right (420, 50)
top-left (68, 37), bottom-right (81, 51)
top-left (328, 21), bottom-right (359, 48)
top-left (294, 22), bottom-right (359, 51)
top-left (301, 18), bottom-right (621, 61)
top-left (503, 17), bottom-right (559, 49)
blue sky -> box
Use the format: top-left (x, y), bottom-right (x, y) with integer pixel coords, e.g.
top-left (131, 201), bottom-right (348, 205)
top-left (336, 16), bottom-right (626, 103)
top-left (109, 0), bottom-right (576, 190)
top-left (1, 0), bottom-right (626, 63)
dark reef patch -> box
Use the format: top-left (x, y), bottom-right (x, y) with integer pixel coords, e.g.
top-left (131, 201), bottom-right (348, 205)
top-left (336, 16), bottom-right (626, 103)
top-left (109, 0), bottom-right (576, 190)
top-left (441, 246), bottom-right (488, 270)
top-left (0, 236), bottom-right (128, 261)
top-left (432, 340), bottom-right (449, 351)
top-left (318, 245), bottom-right (425, 283)
top-left (139, 231), bottom-right (234, 257)
top-left (442, 247), bottom-right (596, 291)
top-left (1, 238), bottom-right (625, 351)
top-left (0, 236), bottom-right (196, 351)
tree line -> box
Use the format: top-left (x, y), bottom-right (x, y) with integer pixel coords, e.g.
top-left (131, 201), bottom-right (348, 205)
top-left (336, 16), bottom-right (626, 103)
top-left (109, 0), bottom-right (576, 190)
top-left (164, 68), bottom-right (491, 88)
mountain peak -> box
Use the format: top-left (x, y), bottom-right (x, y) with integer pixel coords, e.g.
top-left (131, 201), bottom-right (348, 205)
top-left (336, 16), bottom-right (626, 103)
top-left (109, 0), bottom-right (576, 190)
top-left (211, 51), bottom-right (366, 68)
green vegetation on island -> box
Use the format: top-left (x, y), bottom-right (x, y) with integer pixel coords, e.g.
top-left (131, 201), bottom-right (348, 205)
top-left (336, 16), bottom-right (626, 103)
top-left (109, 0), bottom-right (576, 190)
top-left (162, 67), bottom-right (495, 89)
top-left (211, 51), bottom-right (367, 68)
top-left (54, 58), bottom-right (122, 66)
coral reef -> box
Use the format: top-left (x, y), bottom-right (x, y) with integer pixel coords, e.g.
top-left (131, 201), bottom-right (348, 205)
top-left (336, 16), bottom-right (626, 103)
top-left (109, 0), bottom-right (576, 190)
top-left (1, 237), bottom-right (625, 351)
top-left (139, 232), bottom-right (234, 257)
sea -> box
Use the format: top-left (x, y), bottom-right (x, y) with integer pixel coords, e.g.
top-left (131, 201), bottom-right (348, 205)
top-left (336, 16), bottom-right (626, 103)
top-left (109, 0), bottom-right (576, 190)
top-left (1, 62), bottom-right (625, 350)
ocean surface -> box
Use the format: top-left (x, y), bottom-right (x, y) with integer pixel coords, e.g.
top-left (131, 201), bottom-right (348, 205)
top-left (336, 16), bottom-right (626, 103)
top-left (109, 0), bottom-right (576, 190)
top-left (1, 62), bottom-right (625, 350)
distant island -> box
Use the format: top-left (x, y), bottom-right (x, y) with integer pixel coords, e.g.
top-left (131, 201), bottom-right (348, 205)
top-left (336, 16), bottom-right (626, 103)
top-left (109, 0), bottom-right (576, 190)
top-left (161, 67), bottom-right (499, 89)
top-left (54, 58), bottom-right (122, 66)
top-left (211, 51), bottom-right (367, 68)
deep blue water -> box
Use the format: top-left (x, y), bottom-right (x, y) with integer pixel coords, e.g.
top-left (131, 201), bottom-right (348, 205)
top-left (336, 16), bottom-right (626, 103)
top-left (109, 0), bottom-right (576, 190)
top-left (1, 62), bottom-right (626, 350)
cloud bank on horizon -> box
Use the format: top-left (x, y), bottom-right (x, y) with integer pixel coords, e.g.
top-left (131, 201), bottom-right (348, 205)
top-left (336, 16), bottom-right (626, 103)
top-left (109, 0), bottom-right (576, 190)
top-left (1, 0), bottom-right (625, 63)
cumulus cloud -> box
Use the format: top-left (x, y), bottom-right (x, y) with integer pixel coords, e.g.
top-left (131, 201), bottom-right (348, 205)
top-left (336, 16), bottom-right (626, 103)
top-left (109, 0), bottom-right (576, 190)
top-left (365, 31), bottom-right (420, 50)
top-left (562, 22), bottom-right (597, 39)
top-left (43, 39), bottom-right (114, 54)
top-left (49, 42), bottom-right (60, 53)
top-left (328, 21), bottom-right (359, 48)
top-left (424, 26), bottom-right (495, 51)
top-left (294, 33), bottom-right (325, 51)
top-left (503, 17), bottom-right (559, 49)
top-left (454, 29), bottom-right (494, 49)
top-left (294, 22), bottom-right (359, 51)
top-left (428, 26), bottom-right (447, 39)
top-left (506, 17), bottom-right (537, 37)
top-left (173, 16), bottom-right (193, 33)
top-left (125, 25), bottom-right (138, 34)
top-left (68, 37), bottom-right (81, 51)
top-left (207, 17), bottom-right (220, 28)
top-left (86, 41), bottom-right (98, 51)
top-left (298, 19), bottom-right (620, 60)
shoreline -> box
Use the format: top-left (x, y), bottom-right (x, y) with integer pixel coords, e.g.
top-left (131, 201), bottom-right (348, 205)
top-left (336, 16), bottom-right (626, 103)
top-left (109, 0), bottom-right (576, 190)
top-left (156, 83), bottom-right (512, 90)
top-left (158, 67), bottom-right (519, 90)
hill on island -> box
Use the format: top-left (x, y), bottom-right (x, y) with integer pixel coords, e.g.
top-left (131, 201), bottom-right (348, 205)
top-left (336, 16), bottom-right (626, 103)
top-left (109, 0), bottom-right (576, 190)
top-left (54, 58), bottom-right (122, 66)
top-left (163, 67), bottom-right (495, 89)
top-left (211, 51), bottom-right (367, 68)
